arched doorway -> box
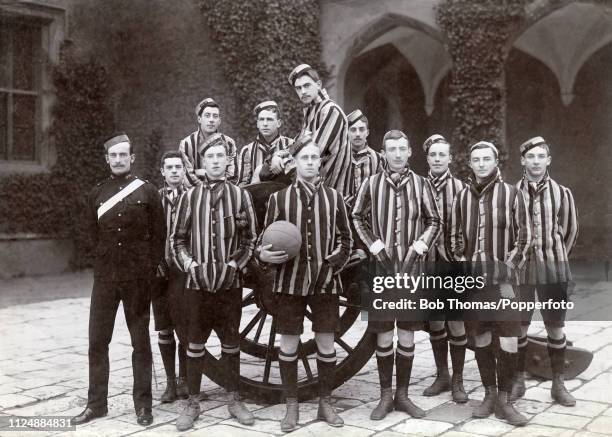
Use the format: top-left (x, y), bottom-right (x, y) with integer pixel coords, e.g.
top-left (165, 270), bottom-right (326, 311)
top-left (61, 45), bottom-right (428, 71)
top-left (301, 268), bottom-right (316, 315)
top-left (341, 21), bottom-right (453, 176)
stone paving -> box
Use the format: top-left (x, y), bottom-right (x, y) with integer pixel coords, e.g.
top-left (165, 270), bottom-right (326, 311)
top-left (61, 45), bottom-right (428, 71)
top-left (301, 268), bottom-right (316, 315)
top-left (0, 272), bottom-right (611, 436)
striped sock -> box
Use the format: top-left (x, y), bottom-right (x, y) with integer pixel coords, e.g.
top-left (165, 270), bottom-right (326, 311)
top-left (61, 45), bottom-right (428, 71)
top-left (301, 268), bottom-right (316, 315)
top-left (316, 349), bottom-right (337, 397)
top-left (279, 349), bottom-right (298, 399)
top-left (396, 343), bottom-right (415, 389)
top-left (376, 343), bottom-right (394, 389)
top-left (547, 335), bottom-right (567, 375)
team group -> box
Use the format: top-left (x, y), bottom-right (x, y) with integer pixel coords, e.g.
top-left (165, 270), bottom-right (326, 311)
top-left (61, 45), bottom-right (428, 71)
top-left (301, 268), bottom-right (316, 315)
top-left (72, 63), bottom-right (579, 432)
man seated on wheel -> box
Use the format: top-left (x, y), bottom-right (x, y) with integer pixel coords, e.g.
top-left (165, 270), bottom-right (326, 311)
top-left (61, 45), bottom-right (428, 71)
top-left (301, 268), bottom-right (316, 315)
top-left (352, 130), bottom-right (440, 421)
top-left (257, 133), bottom-right (353, 432)
top-left (171, 134), bottom-right (258, 431)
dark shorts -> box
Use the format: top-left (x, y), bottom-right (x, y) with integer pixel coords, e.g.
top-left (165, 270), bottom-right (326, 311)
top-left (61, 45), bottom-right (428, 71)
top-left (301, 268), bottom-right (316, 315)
top-left (464, 285), bottom-right (522, 337)
top-left (274, 293), bottom-right (339, 335)
top-left (367, 320), bottom-right (424, 333)
top-left (186, 287), bottom-right (242, 346)
top-left (517, 283), bottom-right (568, 327)
top-left (151, 268), bottom-right (187, 335)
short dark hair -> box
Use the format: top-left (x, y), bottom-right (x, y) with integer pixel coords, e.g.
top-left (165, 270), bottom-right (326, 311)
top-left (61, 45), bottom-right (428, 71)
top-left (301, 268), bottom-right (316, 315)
top-left (383, 130), bottom-right (409, 148)
top-left (257, 105), bottom-right (282, 120)
top-left (160, 150), bottom-right (183, 168)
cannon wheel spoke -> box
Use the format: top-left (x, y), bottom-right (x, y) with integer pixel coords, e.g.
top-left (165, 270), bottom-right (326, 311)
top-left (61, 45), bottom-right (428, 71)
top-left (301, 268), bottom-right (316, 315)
top-left (240, 309), bottom-right (263, 339)
top-left (253, 311), bottom-right (267, 344)
top-left (297, 340), bottom-right (314, 381)
top-left (262, 320), bottom-right (277, 384)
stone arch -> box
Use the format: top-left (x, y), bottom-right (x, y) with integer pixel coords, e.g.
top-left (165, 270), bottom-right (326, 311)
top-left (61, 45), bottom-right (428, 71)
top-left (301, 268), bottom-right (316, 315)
top-left (330, 13), bottom-right (449, 112)
top-left (511, 1), bottom-right (612, 106)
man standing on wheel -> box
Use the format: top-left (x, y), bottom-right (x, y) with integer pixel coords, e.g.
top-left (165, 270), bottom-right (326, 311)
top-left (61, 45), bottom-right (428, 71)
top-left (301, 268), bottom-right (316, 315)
top-left (257, 133), bottom-right (353, 432)
top-left (171, 134), bottom-right (257, 431)
top-left (236, 100), bottom-right (294, 186)
top-left (352, 130), bottom-right (440, 421)
top-left (289, 64), bottom-right (352, 198)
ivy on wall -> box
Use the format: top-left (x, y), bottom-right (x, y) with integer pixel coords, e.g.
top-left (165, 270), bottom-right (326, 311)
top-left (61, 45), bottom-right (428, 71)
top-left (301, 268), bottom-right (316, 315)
top-left (436, 0), bottom-right (529, 176)
top-left (198, 0), bottom-right (327, 144)
top-left (0, 48), bottom-right (114, 267)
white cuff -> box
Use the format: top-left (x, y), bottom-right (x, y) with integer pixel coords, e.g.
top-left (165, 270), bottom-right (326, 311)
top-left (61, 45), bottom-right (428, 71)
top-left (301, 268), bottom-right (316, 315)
top-left (370, 239), bottom-right (385, 256)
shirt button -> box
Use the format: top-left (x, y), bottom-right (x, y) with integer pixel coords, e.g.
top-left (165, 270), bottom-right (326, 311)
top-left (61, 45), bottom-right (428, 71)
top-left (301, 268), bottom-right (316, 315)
top-left (212, 220), bottom-right (216, 224)
top-left (118, 213), bottom-right (122, 217)
top-left (117, 228), bottom-right (121, 232)
top-left (307, 256), bottom-right (312, 261)
top-left (396, 217), bottom-right (400, 221)
top-left (212, 233), bottom-right (216, 237)
top-left (435, 242), bottom-right (439, 246)
top-left (535, 211), bottom-right (539, 215)
top-left (212, 245), bottom-right (216, 249)
top-left (395, 243), bottom-right (399, 247)
top-left (436, 196), bottom-right (440, 201)
top-left (307, 207), bottom-right (312, 211)
top-left (308, 232), bottom-right (312, 236)
top-left (118, 242), bottom-right (122, 246)
top-left (308, 219), bottom-right (312, 223)
top-left (308, 244), bottom-right (312, 248)
top-left (119, 186), bottom-right (123, 190)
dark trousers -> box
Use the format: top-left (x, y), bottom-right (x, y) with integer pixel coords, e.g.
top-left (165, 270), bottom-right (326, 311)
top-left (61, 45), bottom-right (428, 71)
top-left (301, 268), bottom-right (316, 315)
top-left (87, 279), bottom-right (152, 411)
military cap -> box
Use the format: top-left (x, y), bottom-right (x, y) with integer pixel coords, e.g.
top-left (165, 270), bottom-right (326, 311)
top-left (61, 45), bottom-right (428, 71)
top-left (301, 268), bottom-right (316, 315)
top-left (289, 132), bottom-right (314, 157)
top-left (195, 97), bottom-right (219, 117)
top-left (253, 100), bottom-right (278, 116)
top-left (347, 109), bottom-right (366, 127)
top-left (469, 140), bottom-right (499, 157)
top-left (519, 136), bottom-right (548, 156)
top-left (423, 134), bottom-right (450, 153)
top-left (103, 132), bottom-right (130, 151)
top-left (288, 63), bottom-right (318, 86)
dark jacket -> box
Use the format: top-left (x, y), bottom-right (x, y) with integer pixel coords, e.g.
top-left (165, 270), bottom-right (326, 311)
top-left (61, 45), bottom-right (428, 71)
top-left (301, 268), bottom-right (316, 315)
top-left (88, 174), bottom-right (165, 282)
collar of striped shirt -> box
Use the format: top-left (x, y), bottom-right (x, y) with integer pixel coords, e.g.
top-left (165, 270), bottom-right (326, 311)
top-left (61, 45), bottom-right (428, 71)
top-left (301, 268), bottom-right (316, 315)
top-left (522, 171), bottom-right (550, 195)
top-left (255, 132), bottom-right (280, 153)
top-left (383, 166), bottom-right (412, 187)
top-left (468, 167), bottom-right (502, 196)
top-left (294, 179), bottom-right (320, 205)
top-left (427, 169), bottom-right (451, 192)
top-left (352, 145), bottom-right (371, 160)
top-left (310, 88), bottom-right (330, 106)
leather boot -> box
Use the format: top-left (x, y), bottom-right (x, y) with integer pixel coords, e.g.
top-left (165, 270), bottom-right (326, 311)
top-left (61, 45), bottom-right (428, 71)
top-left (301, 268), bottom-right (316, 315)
top-left (370, 387), bottom-right (394, 420)
top-left (227, 391), bottom-right (255, 426)
top-left (394, 387), bottom-right (426, 418)
top-left (423, 368), bottom-right (451, 396)
top-left (176, 395), bottom-right (200, 431)
top-left (451, 373), bottom-right (468, 403)
top-left (317, 396), bottom-right (344, 427)
top-left (160, 378), bottom-right (177, 403)
top-left (510, 371), bottom-right (526, 401)
top-left (473, 385), bottom-right (497, 418)
top-left (176, 377), bottom-right (189, 399)
top-left (551, 374), bottom-right (576, 406)
top-left (495, 390), bottom-right (528, 426)
top-left (280, 397), bottom-right (299, 432)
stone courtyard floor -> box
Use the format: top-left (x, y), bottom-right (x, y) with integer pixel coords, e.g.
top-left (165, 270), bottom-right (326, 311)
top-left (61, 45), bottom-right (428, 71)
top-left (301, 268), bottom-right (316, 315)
top-left (0, 270), bottom-right (611, 436)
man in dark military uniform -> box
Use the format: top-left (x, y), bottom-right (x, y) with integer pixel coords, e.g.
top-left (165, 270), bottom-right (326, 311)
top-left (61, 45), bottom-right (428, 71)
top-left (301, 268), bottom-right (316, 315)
top-left (72, 133), bottom-right (165, 427)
